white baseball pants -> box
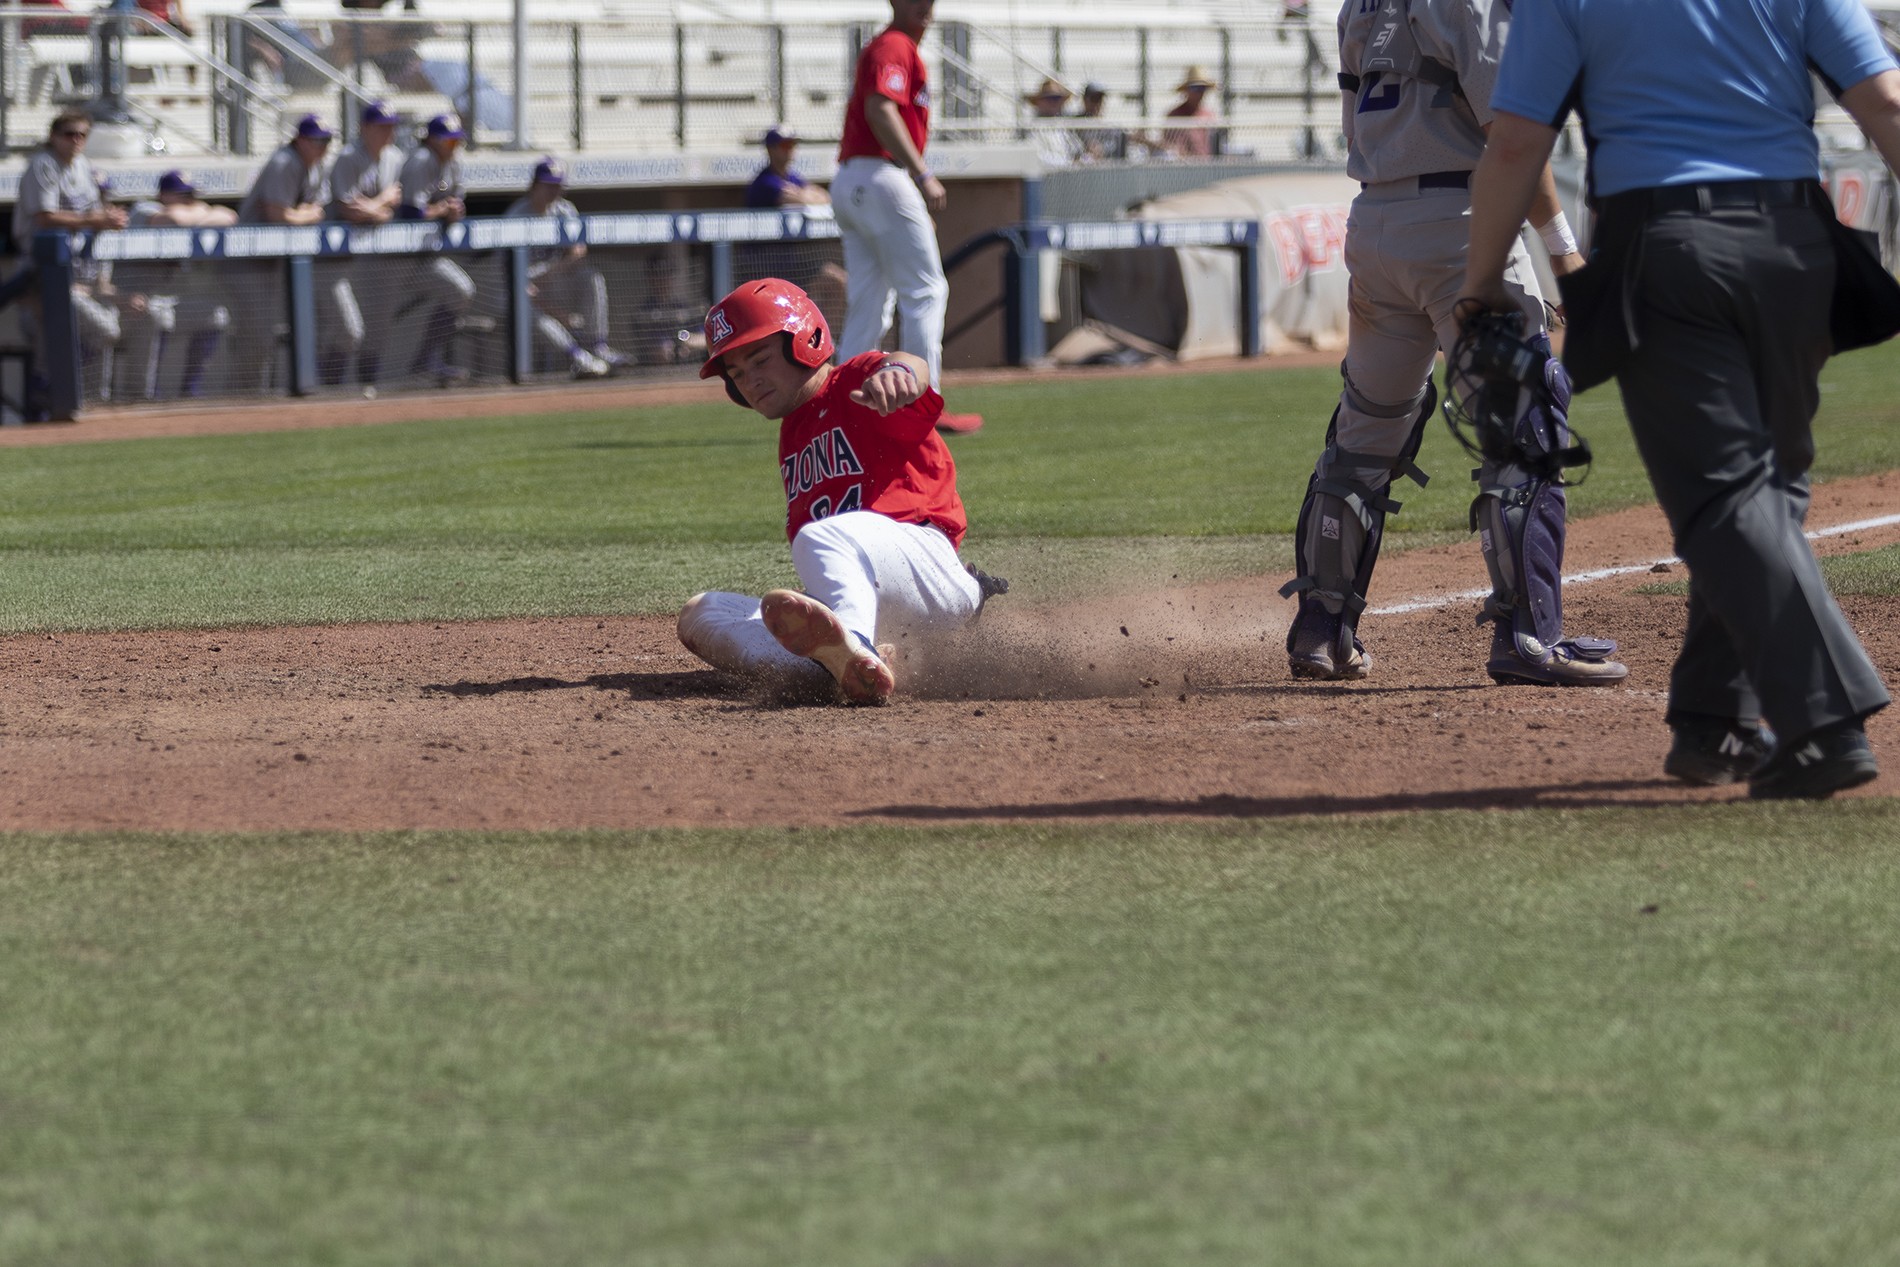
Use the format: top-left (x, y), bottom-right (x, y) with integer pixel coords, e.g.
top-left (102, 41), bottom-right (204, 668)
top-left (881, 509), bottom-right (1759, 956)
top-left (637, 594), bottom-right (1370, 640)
top-left (830, 157), bottom-right (949, 386)
top-left (678, 511), bottom-right (983, 680)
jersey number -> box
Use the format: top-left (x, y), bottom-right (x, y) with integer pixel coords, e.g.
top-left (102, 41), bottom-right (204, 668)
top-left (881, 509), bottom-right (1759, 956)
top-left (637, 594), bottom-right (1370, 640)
top-left (1357, 71), bottom-right (1400, 113)
top-left (808, 484), bottom-right (863, 520)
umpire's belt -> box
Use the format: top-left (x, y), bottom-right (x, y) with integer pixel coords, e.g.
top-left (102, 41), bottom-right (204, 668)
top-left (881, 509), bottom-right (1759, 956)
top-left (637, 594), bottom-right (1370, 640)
top-left (1599, 179), bottom-right (1824, 220)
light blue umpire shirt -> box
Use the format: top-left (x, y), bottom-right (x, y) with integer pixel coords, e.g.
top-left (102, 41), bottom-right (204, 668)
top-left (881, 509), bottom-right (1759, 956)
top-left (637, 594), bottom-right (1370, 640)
top-left (1490, 0), bottom-right (1896, 197)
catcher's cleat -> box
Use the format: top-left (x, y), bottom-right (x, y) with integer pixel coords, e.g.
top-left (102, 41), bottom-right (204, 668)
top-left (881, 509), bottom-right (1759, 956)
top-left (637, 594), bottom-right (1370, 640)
top-left (759, 589), bottom-right (895, 705)
top-left (936, 412), bottom-right (984, 434)
top-left (1748, 721), bottom-right (1879, 800)
top-left (1664, 716), bottom-right (1775, 786)
top-left (1485, 628), bottom-right (1627, 687)
top-left (1285, 598), bottom-right (1370, 682)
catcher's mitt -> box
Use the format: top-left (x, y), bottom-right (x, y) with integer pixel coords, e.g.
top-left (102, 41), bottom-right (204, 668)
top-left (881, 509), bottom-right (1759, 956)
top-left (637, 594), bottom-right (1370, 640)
top-left (1444, 304), bottom-right (1592, 483)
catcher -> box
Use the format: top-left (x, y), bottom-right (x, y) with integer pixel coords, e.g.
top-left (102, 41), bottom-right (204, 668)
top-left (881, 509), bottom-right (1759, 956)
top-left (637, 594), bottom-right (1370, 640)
top-left (677, 278), bottom-right (997, 704)
top-left (1278, 0), bottom-right (1625, 687)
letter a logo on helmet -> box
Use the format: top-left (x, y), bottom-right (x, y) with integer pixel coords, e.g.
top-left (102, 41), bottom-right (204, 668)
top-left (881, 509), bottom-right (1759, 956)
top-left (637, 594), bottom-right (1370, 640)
top-left (699, 278), bottom-right (835, 382)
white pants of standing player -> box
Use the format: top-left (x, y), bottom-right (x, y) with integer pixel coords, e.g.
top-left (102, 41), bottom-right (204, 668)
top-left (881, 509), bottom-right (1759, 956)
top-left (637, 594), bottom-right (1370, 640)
top-left (678, 511), bottom-right (983, 679)
top-left (830, 157), bottom-right (949, 387)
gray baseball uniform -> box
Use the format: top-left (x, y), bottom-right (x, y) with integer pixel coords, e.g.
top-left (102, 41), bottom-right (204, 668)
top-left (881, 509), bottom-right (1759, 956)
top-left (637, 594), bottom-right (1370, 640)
top-left (504, 193), bottom-right (610, 360)
top-left (327, 141), bottom-right (404, 217)
top-left (394, 146), bottom-right (476, 379)
top-left (238, 144), bottom-right (325, 223)
top-left (1279, 0), bottom-right (1622, 687)
top-left (399, 146), bottom-right (463, 216)
top-left (10, 147), bottom-right (119, 372)
top-left (235, 144), bottom-right (363, 387)
top-left (118, 201), bottom-right (230, 400)
top-left (11, 148), bottom-right (103, 250)
top-left (1337, 0), bottom-right (1500, 184)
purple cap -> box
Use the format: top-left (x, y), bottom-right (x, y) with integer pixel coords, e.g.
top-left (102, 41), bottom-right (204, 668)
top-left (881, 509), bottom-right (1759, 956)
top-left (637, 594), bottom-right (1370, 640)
top-left (157, 170), bottom-right (195, 196)
top-left (764, 124), bottom-right (798, 147)
top-left (294, 113), bottom-right (334, 141)
top-left (425, 113), bottom-right (466, 141)
top-left (531, 157), bottom-right (566, 186)
top-left (360, 99), bottom-right (399, 127)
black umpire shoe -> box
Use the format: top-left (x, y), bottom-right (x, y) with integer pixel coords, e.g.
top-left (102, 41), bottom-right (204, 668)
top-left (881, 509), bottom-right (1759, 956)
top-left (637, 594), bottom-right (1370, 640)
top-left (1663, 716), bottom-right (1775, 786)
top-left (1747, 721), bottom-right (1880, 800)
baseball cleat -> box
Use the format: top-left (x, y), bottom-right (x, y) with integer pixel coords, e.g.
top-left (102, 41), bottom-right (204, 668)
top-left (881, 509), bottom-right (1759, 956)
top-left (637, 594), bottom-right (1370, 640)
top-left (936, 412), bottom-right (984, 434)
top-left (1486, 633), bottom-right (1627, 687)
top-left (759, 589), bottom-right (894, 705)
top-left (1285, 597), bottom-right (1370, 681)
top-left (1664, 717), bottom-right (1775, 786)
top-left (571, 348), bottom-right (611, 379)
top-left (1748, 721), bottom-right (1879, 800)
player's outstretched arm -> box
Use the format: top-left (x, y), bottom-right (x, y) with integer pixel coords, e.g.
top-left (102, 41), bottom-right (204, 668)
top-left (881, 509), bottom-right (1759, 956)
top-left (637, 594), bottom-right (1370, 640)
top-left (848, 353), bottom-right (929, 415)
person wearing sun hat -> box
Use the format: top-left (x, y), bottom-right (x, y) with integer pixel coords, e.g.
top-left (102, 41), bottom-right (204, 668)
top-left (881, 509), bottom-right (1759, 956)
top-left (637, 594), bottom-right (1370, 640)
top-left (505, 156), bottom-right (628, 378)
top-left (1161, 66), bottom-right (1219, 157)
top-left (1023, 76), bottom-right (1081, 165)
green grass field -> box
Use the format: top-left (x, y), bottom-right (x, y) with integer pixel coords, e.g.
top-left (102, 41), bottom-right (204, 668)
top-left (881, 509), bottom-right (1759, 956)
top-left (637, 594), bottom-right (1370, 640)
top-left (3, 339), bottom-right (1897, 631)
top-left (3, 349), bottom-right (1900, 1264)
top-left (7, 813), bottom-right (1900, 1266)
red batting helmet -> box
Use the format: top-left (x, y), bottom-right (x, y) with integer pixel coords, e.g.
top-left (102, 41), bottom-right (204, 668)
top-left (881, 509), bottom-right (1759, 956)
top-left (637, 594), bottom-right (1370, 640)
top-left (699, 279), bottom-right (834, 386)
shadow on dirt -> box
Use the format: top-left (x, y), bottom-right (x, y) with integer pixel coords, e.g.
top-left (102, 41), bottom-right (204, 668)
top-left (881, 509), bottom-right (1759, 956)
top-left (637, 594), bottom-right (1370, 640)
top-left (854, 779), bottom-right (1701, 820)
top-left (421, 670), bottom-right (727, 700)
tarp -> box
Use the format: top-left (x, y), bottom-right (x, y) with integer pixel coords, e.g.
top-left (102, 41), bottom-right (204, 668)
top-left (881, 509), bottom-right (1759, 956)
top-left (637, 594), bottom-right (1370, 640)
top-left (1079, 170), bottom-right (1358, 360)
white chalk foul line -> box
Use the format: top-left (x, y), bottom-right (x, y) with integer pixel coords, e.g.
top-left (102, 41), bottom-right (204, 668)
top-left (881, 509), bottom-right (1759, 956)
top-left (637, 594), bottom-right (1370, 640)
top-left (1367, 510), bottom-right (1900, 617)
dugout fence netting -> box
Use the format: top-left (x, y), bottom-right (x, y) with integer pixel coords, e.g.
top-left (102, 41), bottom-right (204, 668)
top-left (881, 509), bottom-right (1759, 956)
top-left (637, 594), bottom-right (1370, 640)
top-left (47, 232), bottom-right (846, 409)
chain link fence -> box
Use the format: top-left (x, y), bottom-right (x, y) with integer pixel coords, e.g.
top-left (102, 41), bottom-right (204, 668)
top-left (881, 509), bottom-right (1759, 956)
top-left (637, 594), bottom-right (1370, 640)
top-left (20, 211), bottom-right (847, 415)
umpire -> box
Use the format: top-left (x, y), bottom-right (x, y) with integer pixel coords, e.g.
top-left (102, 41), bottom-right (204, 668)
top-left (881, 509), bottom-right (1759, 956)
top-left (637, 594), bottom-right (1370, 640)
top-left (1460, 0), bottom-right (1900, 798)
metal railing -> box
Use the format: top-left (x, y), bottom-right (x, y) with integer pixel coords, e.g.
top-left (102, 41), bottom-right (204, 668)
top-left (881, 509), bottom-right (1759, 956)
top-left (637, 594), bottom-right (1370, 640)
top-left (0, 5), bottom-right (287, 155)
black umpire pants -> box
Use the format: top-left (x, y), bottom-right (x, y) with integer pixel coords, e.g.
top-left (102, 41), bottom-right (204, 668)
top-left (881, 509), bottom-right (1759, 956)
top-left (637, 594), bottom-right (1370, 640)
top-left (1614, 200), bottom-right (1890, 736)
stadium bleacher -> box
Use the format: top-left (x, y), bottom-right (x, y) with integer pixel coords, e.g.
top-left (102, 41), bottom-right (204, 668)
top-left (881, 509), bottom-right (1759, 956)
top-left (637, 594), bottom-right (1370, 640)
top-left (0, 0), bottom-right (1344, 162)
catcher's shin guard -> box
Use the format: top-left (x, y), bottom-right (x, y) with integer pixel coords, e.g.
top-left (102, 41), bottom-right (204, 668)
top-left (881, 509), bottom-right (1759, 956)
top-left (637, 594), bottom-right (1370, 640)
top-left (1279, 381), bottom-right (1436, 679)
top-left (1468, 348), bottom-right (1626, 686)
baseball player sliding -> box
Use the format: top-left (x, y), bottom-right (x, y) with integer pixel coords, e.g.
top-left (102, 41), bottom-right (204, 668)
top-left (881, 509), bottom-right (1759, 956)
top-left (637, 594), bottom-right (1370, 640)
top-left (676, 279), bottom-right (997, 705)
top-left (832, 0), bottom-right (983, 434)
top-left (1279, 0), bottom-right (1625, 687)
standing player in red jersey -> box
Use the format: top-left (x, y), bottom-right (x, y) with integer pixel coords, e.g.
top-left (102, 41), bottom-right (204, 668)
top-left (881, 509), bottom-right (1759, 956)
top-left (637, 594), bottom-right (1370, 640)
top-left (676, 279), bottom-right (1002, 705)
top-left (832, 0), bottom-right (983, 434)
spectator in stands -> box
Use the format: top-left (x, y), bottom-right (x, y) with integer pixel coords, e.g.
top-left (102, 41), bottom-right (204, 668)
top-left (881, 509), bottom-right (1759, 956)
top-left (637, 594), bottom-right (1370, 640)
top-left (10, 112), bottom-right (127, 407)
top-left (337, 0), bottom-right (432, 91)
top-left (744, 126), bottom-right (831, 209)
top-left (1075, 80), bottom-right (1124, 161)
top-left (134, 0), bottom-right (192, 37)
top-left (1160, 66), bottom-right (1219, 158)
top-left (118, 171), bottom-right (232, 399)
top-left (243, 0), bottom-right (333, 90)
top-left (505, 157), bottom-right (626, 378)
top-left (1025, 77), bottom-right (1080, 166)
top-left (397, 113), bottom-right (478, 386)
top-left (238, 114), bottom-right (363, 388)
top-left (326, 99), bottom-right (405, 386)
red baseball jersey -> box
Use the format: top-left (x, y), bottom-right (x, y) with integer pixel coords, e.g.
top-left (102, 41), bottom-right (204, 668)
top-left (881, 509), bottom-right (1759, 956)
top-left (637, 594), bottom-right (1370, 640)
top-left (779, 353), bottom-right (966, 547)
top-left (838, 26), bottom-right (930, 162)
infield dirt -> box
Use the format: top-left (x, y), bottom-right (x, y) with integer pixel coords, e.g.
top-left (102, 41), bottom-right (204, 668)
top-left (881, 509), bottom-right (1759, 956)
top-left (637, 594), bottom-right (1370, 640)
top-left (3, 467), bottom-right (1896, 831)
